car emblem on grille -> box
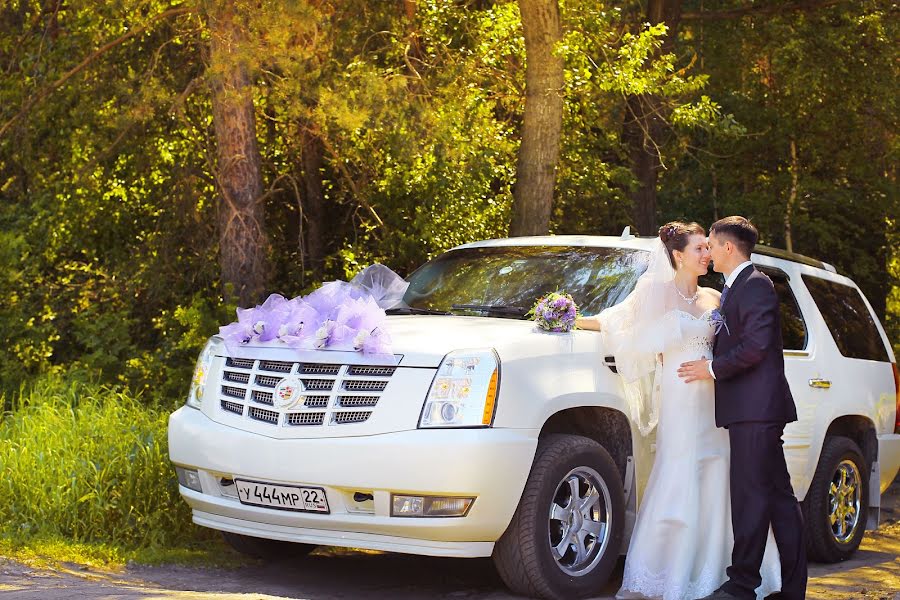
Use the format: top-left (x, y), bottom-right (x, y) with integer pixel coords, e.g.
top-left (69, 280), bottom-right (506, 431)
top-left (273, 376), bottom-right (306, 410)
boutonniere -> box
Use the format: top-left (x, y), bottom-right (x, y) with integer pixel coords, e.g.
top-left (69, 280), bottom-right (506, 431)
top-left (711, 308), bottom-right (730, 336)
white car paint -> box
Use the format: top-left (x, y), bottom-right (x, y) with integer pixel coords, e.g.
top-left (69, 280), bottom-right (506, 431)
top-left (168, 235), bottom-right (900, 559)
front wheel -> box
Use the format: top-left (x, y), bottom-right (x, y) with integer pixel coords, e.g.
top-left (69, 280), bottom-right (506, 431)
top-left (492, 434), bottom-right (625, 600)
top-left (802, 436), bottom-right (868, 562)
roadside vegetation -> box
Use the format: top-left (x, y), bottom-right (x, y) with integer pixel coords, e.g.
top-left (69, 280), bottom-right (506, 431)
top-left (0, 376), bottom-right (233, 566)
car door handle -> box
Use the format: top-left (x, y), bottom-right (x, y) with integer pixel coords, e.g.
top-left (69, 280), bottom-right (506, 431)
top-left (808, 378), bottom-right (832, 389)
top-left (603, 356), bottom-right (618, 374)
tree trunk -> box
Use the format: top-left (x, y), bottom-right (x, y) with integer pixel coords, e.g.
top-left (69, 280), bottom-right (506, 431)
top-left (300, 127), bottom-right (326, 278)
top-left (622, 0), bottom-right (682, 235)
top-left (207, 1), bottom-right (268, 306)
top-left (509, 0), bottom-right (564, 237)
top-left (785, 138), bottom-right (798, 253)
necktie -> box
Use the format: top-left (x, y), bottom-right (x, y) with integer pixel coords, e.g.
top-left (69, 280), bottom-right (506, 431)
top-left (721, 285), bottom-right (730, 306)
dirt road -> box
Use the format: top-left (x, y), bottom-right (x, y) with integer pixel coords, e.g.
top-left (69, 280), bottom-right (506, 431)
top-left (2, 479), bottom-right (898, 600)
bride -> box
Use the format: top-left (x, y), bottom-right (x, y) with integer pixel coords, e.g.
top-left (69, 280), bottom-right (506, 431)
top-left (577, 221), bottom-right (781, 600)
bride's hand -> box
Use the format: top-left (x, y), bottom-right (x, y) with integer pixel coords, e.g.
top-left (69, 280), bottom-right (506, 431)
top-left (575, 316), bottom-right (601, 331)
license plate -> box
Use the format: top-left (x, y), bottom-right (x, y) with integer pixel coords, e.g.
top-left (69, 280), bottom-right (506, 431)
top-left (234, 479), bottom-right (329, 513)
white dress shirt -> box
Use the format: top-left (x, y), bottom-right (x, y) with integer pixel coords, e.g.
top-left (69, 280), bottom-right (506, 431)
top-left (708, 260), bottom-right (754, 379)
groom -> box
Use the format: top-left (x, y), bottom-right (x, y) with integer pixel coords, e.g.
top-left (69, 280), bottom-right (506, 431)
top-left (678, 216), bottom-right (807, 599)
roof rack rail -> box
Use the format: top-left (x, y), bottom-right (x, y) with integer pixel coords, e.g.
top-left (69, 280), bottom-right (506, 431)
top-left (753, 245), bottom-right (836, 273)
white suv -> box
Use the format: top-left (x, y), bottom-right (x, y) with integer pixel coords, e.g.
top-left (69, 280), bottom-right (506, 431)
top-left (168, 234), bottom-right (900, 600)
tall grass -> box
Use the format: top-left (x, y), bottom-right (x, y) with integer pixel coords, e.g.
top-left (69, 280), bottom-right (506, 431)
top-left (0, 377), bottom-right (207, 549)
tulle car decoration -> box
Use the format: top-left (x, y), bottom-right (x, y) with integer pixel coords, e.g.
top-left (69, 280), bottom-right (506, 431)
top-left (218, 264), bottom-right (409, 356)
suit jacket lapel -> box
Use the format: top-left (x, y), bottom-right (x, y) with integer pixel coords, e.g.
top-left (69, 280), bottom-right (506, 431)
top-left (723, 265), bottom-right (754, 315)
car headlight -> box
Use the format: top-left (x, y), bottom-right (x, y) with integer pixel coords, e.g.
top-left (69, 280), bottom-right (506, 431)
top-left (187, 336), bottom-right (222, 409)
top-left (419, 349), bottom-right (499, 428)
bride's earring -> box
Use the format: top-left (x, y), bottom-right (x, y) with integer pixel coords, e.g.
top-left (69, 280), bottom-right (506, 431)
top-left (679, 259), bottom-right (684, 269)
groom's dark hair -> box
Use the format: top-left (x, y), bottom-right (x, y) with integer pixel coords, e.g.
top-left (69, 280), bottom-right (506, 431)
top-left (711, 216), bottom-right (758, 258)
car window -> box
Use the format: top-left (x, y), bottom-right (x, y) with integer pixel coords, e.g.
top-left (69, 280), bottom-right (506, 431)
top-left (758, 268), bottom-right (808, 351)
top-left (700, 266), bottom-right (808, 351)
top-left (403, 246), bottom-right (649, 317)
top-left (699, 268), bottom-right (724, 291)
top-left (801, 275), bottom-right (889, 362)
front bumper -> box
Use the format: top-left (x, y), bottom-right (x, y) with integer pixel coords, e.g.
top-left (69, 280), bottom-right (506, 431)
top-left (168, 406), bottom-right (539, 557)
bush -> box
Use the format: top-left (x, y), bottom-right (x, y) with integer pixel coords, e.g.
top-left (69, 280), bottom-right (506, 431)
top-left (0, 377), bottom-right (210, 549)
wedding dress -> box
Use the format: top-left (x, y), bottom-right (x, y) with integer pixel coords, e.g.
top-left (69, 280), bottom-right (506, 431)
top-left (615, 308), bottom-right (782, 600)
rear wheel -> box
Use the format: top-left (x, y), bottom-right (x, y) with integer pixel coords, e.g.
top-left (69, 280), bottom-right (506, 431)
top-left (222, 531), bottom-right (316, 560)
top-left (803, 436), bottom-right (868, 562)
top-left (492, 434), bottom-right (625, 600)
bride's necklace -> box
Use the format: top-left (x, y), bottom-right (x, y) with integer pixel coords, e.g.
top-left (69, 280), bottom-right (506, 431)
top-left (675, 284), bottom-right (699, 305)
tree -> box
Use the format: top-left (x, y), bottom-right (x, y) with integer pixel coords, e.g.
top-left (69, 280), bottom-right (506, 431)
top-left (206, 0), bottom-right (268, 306)
top-left (509, 0), bottom-right (564, 237)
top-left (621, 0), bottom-right (682, 235)
top-left (664, 0), bottom-right (897, 315)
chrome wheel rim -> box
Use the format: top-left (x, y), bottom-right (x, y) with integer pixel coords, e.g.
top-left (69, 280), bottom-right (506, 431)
top-left (829, 459), bottom-right (861, 544)
top-left (547, 466), bottom-right (612, 576)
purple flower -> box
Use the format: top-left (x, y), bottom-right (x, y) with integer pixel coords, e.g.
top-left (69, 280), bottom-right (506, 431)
top-left (711, 308), bottom-right (730, 336)
top-left (219, 304), bottom-right (267, 353)
top-left (254, 294), bottom-right (290, 341)
top-left (530, 291), bottom-right (579, 333)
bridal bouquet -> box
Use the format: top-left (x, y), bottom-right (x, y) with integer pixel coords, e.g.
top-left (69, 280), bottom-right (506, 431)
top-left (217, 264), bottom-right (408, 356)
top-left (529, 291), bottom-right (579, 333)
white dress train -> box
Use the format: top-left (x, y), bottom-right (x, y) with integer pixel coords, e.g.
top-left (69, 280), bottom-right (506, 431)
top-left (616, 310), bottom-right (782, 600)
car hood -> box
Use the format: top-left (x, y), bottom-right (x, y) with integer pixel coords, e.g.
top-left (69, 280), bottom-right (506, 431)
top-left (217, 315), bottom-right (605, 369)
top-left (384, 315), bottom-right (601, 367)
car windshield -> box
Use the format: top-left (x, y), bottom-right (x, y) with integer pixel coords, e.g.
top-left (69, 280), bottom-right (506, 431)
top-left (401, 245), bottom-right (649, 318)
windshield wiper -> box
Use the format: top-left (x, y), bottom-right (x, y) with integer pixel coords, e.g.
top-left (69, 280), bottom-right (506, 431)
top-left (451, 304), bottom-right (529, 316)
top-left (385, 307), bottom-right (451, 315)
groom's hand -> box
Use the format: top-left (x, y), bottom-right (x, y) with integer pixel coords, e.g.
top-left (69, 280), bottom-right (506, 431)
top-left (678, 359), bottom-right (712, 383)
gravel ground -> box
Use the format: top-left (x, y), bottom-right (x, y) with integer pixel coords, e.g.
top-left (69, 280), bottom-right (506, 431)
top-left (2, 478), bottom-right (898, 600)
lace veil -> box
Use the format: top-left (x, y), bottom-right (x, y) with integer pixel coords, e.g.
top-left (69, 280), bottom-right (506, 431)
top-left (598, 239), bottom-right (683, 435)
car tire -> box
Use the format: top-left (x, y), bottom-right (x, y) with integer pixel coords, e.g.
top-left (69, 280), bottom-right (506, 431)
top-left (492, 434), bottom-right (625, 600)
top-left (222, 531), bottom-right (316, 560)
top-left (802, 435), bottom-right (868, 562)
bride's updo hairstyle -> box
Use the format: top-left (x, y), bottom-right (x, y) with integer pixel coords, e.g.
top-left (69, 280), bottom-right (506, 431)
top-left (658, 221), bottom-right (705, 269)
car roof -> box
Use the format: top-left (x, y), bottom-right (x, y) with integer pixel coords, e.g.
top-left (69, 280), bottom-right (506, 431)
top-left (452, 233), bottom-right (838, 274)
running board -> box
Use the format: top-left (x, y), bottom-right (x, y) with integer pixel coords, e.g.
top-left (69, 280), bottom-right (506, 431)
top-left (866, 460), bottom-right (880, 530)
top-left (622, 455), bottom-right (636, 552)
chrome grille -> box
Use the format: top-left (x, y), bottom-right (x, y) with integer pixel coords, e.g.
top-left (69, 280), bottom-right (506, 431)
top-left (255, 374), bottom-right (282, 388)
top-left (332, 411), bottom-right (372, 424)
top-left (214, 358), bottom-right (395, 429)
top-left (348, 365), bottom-right (395, 377)
top-left (343, 380), bottom-right (388, 392)
top-left (338, 395), bottom-right (379, 408)
top-left (304, 395), bottom-right (330, 408)
top-left (251, 390), bottom-right (274, 405)
top-left (303, 378), bottom-right (335, 391)
top-left (249, 406), bottom-right (279, 424)
top-left (260, 360), bottom-right (293, 373)
top-left (221, 400), bottom-right (244, 415)
top-left (222, 385), bottom-right (246, 399)
top-left (226, 357), bottom-right (254, 369)
top-left (223, 371), bottom-right (250, 384)
top-left (286, 412), bottom-right (326, 426)
top-left (301, 363), bottom-right (341, 375)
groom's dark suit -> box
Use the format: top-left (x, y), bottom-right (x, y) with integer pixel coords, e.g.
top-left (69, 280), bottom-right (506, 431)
top-left (712, 265), bottom-right (807, 599)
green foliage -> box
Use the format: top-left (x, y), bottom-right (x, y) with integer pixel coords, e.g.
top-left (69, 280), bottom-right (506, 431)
top-left (0, 377), bottom-right (212, 548)
top-left (0, 0), bottom-right (895, 406)
top-left (661, 1), bottom-right (898, 318)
